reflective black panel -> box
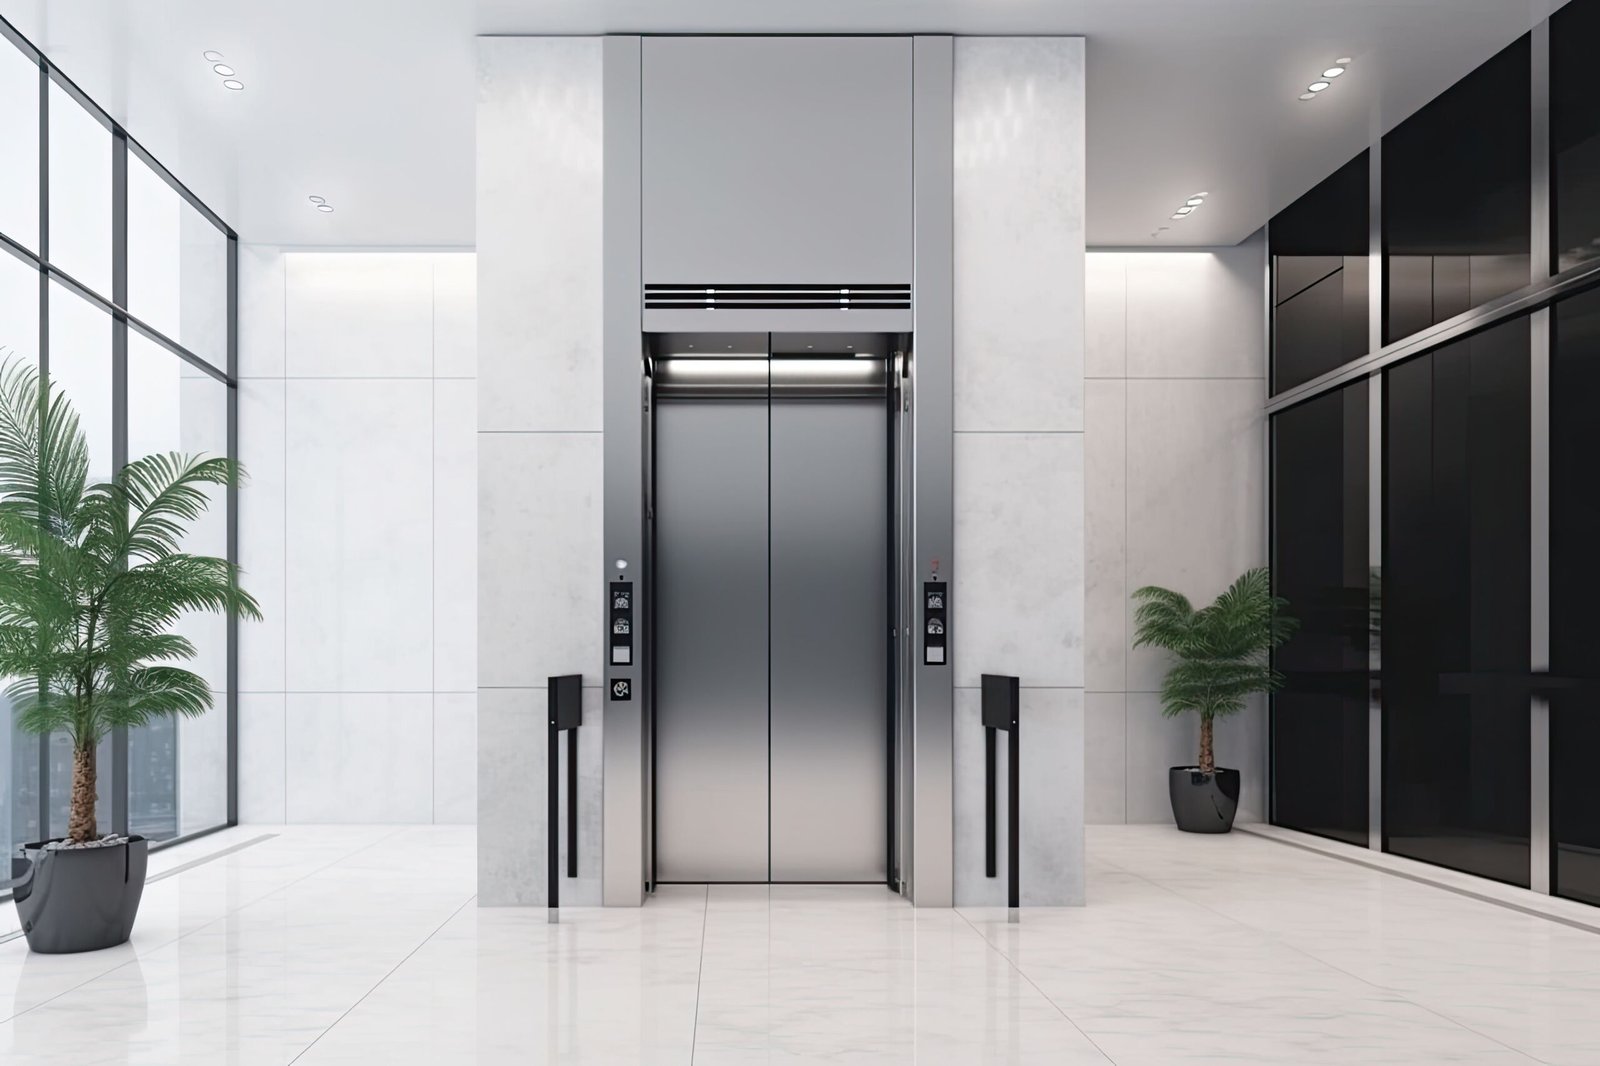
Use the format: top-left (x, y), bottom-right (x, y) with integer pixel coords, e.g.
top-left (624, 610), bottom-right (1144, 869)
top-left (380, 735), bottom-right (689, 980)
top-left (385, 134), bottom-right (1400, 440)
top-left (1271, 381), bottom-right (1369, 845)
top-left (1271, 151), bottom-right (1369, 393)
top-left (1554, 0), bottom-right (1600, 272)
top-left (1383, 36), bottom-right (1531, 344)
top-left (1382, 317), bottom-right (1530, 886)
top-left (1552, 287), bottom-right (1600, 905)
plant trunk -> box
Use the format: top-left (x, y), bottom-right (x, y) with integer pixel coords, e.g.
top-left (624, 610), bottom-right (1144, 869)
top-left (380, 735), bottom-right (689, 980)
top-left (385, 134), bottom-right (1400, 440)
top-left (1198, 715), bottom-right (1215, 775)
top-left (67, 743), bottom-right (97, 843)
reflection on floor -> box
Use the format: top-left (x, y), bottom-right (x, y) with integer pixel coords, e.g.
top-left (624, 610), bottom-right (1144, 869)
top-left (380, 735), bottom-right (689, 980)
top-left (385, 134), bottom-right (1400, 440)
top-left (2, 823), bottom-right (1598, 1063)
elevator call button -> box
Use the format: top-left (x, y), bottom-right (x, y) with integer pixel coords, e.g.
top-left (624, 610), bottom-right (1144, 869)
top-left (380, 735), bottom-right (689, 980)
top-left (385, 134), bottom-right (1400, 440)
top-left (609, 581), bottom-right (635, 669)
top-left (923, 581), bottom-right (948, 667)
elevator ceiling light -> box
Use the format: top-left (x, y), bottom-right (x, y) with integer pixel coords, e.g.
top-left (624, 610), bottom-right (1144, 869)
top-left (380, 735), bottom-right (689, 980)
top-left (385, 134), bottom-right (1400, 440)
top-left (1336, 57), bottom-right (1352, 65)
top-left (1323, 67), bottom-right (1346, 79)
top-left (212, 64), bottom-right (235, 77)
top-left (308, 195), bottom-right (325, 205)
top-left (202, 50), bottom-right (224, 62)
top-left (1300, 92), bottom-right (1318, 101)
top-left (1308, 81), bottom-right (1330, 93)
top-left (316, 203), bottom-right (334, 213)
top-left (1185, 197), bottom-right (1205, 206)
top-left (222, 79), bottom-right (244, 91)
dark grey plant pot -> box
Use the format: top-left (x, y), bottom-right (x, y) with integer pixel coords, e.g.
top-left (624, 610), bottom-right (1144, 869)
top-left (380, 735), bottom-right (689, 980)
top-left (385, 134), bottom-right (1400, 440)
top-left (11, 836), bottom-right (148, 953)
top-left (1168, 767), bottom-right (1241, 833)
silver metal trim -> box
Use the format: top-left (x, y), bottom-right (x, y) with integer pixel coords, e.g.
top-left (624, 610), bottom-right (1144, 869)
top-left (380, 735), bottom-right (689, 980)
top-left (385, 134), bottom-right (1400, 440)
top-left (1368, 373), bottom-right (1384, 853)
top-left (1528, 17), bottom-right (1553, 898)
top-left (655, 356), bottom-right (890, 399)
top-left (910, 35), bottom-right (954, 908)
top-left (1266, 257), bottom-right (1600, 416)
top-left (601, 35), bottom-right (646, 907)
top-left (1530, 305), bottom-right (1552, 894)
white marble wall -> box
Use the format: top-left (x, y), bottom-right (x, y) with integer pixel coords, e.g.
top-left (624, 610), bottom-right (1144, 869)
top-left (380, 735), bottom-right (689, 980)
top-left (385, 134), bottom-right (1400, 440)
top-left (952, 37), bottom-right (1086, 906)
top-left (1083, 237), bottom-right (1269, 826)
top-left (237, 248), bottom-right (479, 826)
top-left (476, 37), bottom-right (605, 906)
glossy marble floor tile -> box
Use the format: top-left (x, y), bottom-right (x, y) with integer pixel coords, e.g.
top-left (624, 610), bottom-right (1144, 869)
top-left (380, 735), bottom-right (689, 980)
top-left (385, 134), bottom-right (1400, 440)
top-left (2, 824), bottom-right (1598, 1063)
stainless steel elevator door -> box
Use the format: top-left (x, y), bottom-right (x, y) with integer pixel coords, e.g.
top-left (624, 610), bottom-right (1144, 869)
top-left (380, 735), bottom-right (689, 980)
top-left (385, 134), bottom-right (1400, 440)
top-left (653, 400), bottom-right (770, 882)
top-left (769, 398), bottom-right (888, 882)
top-left (653, 378), bottom-right (889, 884)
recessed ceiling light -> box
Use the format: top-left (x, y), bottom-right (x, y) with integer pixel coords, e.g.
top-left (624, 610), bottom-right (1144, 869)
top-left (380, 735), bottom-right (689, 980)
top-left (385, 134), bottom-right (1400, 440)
top-left (316, 204), bottom-right (334, 213)
top-left (1299, 92), bottom-right (1318, 101)
top-left (1186, 197), bottom-right (1205, 206)
top-left (1308, 81), bottom-right (1331, 93)
top-left (308, 195), bottom-right (326, 205)
top-left (1171, 213), bottom-right (1187, 220)
top-left (1176, 206), bottom-right (1194, 215)
top-left (1335, 57), bottom-right (1352, 65)
top-left (1323, 67), bottom-right (1346, 78)
top-left (212, 64), bottom-right (235, 77)
top-left (202, 50), bottom-right (224, 62)
top-left (222, 79), bottom-right (244, 91)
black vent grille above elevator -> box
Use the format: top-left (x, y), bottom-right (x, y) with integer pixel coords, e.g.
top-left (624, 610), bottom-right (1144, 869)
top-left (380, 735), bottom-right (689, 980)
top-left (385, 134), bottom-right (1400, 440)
top-left (644, 284), bottom-right (912, 311)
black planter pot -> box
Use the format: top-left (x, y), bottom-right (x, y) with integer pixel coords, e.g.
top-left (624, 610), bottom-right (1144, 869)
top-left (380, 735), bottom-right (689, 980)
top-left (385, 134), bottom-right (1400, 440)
top-left (11, 836), bottom-right (148, 953)
top-left (1168, 767), bottom-right (1241, 833)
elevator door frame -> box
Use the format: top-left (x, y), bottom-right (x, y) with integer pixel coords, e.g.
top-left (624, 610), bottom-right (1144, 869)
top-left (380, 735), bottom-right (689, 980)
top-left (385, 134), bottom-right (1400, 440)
top-left (645, 339), bottom-right (904, 888)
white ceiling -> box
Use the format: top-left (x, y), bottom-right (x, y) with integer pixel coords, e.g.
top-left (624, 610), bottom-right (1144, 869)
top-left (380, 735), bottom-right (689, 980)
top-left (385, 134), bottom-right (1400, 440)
top-left (0, 0), bottom-right (1566, 249)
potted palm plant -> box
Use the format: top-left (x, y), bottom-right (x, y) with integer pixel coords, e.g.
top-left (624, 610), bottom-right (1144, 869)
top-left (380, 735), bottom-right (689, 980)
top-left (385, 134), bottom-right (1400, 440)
top-left (0, 357), bottom-right (259, 952)
top-left (1131, 567), bottom-right (1295, 833)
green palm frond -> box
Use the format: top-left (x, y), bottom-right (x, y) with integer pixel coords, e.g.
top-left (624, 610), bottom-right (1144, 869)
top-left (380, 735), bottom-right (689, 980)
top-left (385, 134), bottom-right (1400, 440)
top-left (0, 355), bottom-right (259, 753)
top-left (1131, 567), bottom-right (1298, 722)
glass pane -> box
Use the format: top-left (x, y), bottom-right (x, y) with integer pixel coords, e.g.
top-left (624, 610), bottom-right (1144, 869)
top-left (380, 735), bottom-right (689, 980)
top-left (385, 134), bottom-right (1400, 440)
top-left (1382, 317), bottom-right (1530, 886)
top-left (0, 39), bottom-right (39, 252)
top-left (1270, 150), bottom-right (1369, 393)
top-left (1270, 381), bottom-right (1369, 846)
top-left (128, 334), bottom-right (229, 838)
top-left (128, 153), bottom-right (228, 367)
top-left (42, 282), bottom-right (113, 839)
top-left (0, 253), bottom-right (40, 860)
top-left (1383, 36), bottom-right (1530, 344)
top-left (47, 80), bottom-right (111, 299)
top-left (1554, 0), bottom-right (1600, 272)
top-left (1552, 286), bottom-right (1600, 904)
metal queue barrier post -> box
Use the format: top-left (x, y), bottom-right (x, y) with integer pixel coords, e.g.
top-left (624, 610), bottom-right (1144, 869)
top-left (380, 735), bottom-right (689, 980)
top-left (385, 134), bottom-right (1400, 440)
top-left (982, 673), bottom-right (1020, 922)
top-left (548, 674), bottom-right (583, 923)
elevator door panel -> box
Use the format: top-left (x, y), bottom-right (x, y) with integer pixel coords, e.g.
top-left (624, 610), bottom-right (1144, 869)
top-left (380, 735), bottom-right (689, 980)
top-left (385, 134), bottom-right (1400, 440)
top-left (654, 401), bottom-right (769, 882)
top-left (769, 399), bottom-right (889, 882)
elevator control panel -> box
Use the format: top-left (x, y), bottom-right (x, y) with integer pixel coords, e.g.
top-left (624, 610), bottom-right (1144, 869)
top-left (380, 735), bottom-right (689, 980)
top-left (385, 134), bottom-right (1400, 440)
top-left (923, 582), bottom-right (948, 666)
top-left (609, 581), bottom-right (634, 668)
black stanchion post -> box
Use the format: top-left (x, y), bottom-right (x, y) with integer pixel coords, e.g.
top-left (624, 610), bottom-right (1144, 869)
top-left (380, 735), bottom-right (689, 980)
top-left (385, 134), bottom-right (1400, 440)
top-left (982, 674), bottom-right (1020, 921)
top-left (547, 675), bottom-right (583, 923)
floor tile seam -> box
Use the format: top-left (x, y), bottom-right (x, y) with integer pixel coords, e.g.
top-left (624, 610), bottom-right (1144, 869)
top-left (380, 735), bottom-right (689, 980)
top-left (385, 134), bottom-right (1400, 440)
top-left (0, 826), bottom-right (419, 1026)
top-left (950, 908), bottom-right (1119, 1065)
top-left (1100, 849), bottom-right (1552, 1064)
top-left (689, 884), bottom-right (710, 1065)
top-left (287, 894), bottom-right (477, 1064)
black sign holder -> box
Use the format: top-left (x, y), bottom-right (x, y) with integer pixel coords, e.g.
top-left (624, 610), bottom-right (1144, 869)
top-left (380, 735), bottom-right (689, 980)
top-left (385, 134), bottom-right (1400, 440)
top-left (548, 674), bottom-right (583, 922)
top-left (982, 673), bottom-right (1020, 921)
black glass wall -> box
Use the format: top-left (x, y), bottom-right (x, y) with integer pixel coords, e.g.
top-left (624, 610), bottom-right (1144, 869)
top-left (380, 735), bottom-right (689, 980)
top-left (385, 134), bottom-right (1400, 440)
top-left (1271, 152), bottom-right (1369, 394)
top-left (1554, 0), bottom-right (1600, 273)
top-left (1270, 381), bottom-right (1369, 845)
top-left (1382, 317), bottom-right (1530, 887)
top-left (1383, 36), bottom-right (1531, 344)
top-left (1552, 287), bottom-right (1600, 905)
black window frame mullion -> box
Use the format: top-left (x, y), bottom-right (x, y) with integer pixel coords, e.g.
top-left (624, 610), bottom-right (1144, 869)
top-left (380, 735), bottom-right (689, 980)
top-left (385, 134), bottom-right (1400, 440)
top-left (110, 126), bottom-right (129, 839)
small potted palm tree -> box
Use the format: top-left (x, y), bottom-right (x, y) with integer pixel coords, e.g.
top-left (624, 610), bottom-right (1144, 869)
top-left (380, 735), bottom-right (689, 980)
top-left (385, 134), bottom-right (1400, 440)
top-left (1132, 567), bottom-right (1295, 833)
top-left (0, 357), bottom-right (259, 952)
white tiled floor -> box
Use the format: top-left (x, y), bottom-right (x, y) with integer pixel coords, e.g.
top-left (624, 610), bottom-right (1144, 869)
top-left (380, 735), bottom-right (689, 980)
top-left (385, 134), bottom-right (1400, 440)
top-left (3, 824), bottom-right (1599, 1064)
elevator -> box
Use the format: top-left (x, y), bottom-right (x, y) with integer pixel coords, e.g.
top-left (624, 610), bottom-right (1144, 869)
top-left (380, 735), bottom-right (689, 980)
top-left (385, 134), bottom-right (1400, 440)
top-left (648, 333), bottom-right (901, 884)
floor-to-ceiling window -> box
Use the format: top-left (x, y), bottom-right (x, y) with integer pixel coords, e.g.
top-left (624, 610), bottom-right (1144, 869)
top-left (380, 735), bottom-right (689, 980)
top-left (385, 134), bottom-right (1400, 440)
top-left (0, 17), bottom-right (237, 863)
